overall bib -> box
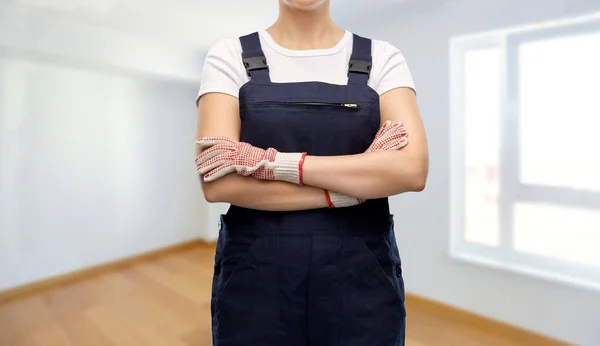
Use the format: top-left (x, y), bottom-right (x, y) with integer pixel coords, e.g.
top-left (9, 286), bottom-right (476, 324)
top-left (211, 32), bottom-right (407, 346)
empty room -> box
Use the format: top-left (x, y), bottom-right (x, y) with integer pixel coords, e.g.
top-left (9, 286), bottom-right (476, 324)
top-left (1, 0), bottom-right (599, 345)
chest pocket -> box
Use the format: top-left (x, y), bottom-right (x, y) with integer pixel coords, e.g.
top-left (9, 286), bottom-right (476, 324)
top-left (240, 100), bottom-right (378, 156)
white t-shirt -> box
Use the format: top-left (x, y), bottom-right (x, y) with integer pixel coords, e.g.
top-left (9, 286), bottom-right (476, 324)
top-left (197, 30), bottom-right (415, 103)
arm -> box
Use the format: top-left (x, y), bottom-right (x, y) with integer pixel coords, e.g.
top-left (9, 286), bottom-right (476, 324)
top-left (302, 87), bottom-right (429, 199)
top-left (197, 92), bottom-right (328, 211)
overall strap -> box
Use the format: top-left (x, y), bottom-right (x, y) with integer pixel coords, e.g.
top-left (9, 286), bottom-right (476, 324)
top-left (348, 34), bottom-right (372, 87)
top-left (239, 32), bottom-right (271, 83)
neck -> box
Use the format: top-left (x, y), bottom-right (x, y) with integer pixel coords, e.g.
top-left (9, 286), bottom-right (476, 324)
top-left (267, 2), bottom-right (344, 50)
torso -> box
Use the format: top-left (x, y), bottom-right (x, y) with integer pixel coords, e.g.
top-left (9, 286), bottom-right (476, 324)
top-left (198, 30), bottom-right (416, 226)
top-left (223, 31), bottom-right (391, 229)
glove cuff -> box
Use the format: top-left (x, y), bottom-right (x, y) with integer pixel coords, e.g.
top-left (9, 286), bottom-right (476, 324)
top-left (272, 152), bottom-right (305, 184)
top-left (325, 190), bottom-right (363, 208)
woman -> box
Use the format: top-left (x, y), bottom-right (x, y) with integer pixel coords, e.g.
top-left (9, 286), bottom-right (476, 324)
top-left (195, 0), bottom-right (429, 345)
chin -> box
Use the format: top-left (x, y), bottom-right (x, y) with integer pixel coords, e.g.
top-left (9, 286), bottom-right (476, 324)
top-left (281, 0), bottom-right (327, 10)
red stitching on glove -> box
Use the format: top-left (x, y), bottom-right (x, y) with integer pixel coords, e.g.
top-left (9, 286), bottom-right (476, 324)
top-left (298, 152), bottom-right (307, 185)
top-left (324, 190), bottom-right (335, 209)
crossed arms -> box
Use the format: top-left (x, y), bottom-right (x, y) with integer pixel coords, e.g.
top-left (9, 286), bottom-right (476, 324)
top-left (195, 87), bottom-right (429, 211)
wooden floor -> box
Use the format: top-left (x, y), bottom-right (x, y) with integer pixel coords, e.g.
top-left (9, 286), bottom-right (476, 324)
top-left (0, 243), bottom-right (567, 346)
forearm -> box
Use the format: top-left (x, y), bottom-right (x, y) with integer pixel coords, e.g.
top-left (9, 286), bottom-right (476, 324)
top-left (201, 174), bottom-right (329, 211)
top-left (302, 150), bottom-right (428, 199)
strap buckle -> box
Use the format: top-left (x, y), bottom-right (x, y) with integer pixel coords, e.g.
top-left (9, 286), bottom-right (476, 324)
top-left (348, 59), bottom-right (372, 75)
top-left (243, 56), bottom-right (268, 76)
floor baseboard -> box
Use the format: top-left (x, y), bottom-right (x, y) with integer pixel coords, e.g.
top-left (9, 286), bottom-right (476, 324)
top-left (0, 239), bottom-right (216, 304)
top-left (405, 293), bottom-right (572, 345)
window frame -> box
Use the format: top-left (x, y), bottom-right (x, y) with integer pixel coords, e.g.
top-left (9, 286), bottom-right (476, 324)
top-left (449, 16), bottom-right (600, 292)
top-left (449, 32), bottom-right (507, 259)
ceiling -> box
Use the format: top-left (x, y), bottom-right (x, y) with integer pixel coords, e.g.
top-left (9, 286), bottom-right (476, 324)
top-left (1, 0), bottom-right (410, 50)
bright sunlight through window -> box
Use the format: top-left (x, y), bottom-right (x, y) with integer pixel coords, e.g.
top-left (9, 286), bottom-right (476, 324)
top-left (450, 15), bottom-right (600, 291)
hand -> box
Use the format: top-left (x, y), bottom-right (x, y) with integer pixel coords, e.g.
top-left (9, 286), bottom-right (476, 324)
top-left (195, 137), bottom-right (306, 184)
top-left (324, 120), bottom-right (409, 208)
top-left (365, 120), bottom-right (409, 152)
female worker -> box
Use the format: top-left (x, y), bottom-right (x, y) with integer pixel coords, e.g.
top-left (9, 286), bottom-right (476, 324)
top-left (194, 0), bottom-right (429, 345)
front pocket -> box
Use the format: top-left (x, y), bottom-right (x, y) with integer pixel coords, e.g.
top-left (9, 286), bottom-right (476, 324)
top-left (211, 236), bottom-right (280, 344)
top-left (340, 237), bottom-right (406, 345)
top-left (358, 239), bottom-right (405, 305)
top-left (212, 235), bottom-right (262, 302)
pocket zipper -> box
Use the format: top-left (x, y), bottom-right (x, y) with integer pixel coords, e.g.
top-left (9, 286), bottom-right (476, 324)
top-left (250, 100), bottom-right (360, 109)
top-left (294, 102), bottom-right (360, 109)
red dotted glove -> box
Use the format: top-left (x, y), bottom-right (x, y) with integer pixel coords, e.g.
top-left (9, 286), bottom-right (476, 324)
top-left (195, 137), bottom-right (307, 184)
top-left (365, 120), bottom-right (409, 152)
top-left (324, 120), bottom-right (409, 208)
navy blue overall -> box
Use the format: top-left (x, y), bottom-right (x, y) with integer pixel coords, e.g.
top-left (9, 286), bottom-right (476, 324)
top-left (210, 32), bottom-right (406, 346)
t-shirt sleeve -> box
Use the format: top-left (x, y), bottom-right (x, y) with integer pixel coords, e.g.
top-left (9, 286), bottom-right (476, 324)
top-left (372, 41), bottom-right (416, 96)
top-left (196, 38), bottom-right (246, 105)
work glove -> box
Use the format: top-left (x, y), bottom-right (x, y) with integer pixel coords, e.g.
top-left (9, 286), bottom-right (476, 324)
top-left (324, 120), bottom-right (409, 208)
top-left (365, 120), bottom-right (409, 152)
top-left (195, 138), bottom-right (307, 184)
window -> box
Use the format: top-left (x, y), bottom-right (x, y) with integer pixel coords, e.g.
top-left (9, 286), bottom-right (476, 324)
top-left (450, 15), bottom-right (600, 290)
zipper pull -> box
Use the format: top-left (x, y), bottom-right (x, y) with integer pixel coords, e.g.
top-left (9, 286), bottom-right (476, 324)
top-left (342, 103), bottom-right (359, 108)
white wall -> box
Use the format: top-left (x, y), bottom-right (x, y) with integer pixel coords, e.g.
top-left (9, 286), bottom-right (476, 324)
top-left (339, 1), bottom-right (600, 345)
top-left (0, 4), bottom-right (204, 82)
top-left (0, 6), bottom-right (210, 291)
